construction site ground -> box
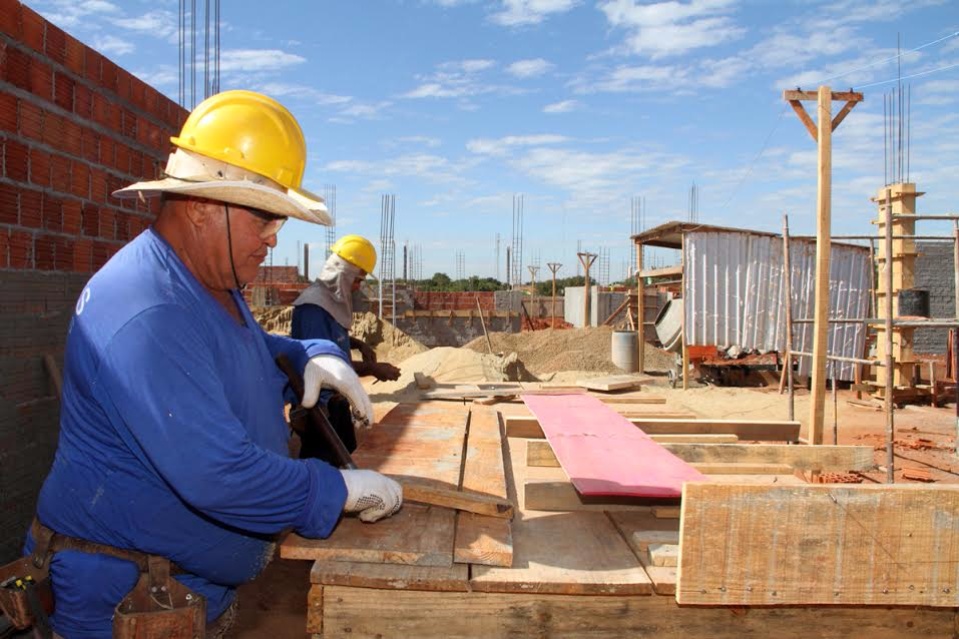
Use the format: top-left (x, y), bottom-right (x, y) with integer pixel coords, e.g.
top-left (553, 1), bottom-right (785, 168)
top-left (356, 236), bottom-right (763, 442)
top-left (233, 311), bottom-right (959, 637)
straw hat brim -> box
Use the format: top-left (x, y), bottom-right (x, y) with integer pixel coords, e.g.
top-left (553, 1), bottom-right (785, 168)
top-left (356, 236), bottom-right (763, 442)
top-left (113, 178), bottom-right (332, 226)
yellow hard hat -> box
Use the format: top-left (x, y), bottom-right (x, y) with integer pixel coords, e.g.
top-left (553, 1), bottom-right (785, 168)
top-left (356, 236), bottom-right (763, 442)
top-left (169, 90), bottom-right (326, 217)
top-left (331, 235), bottom-right (376, 274)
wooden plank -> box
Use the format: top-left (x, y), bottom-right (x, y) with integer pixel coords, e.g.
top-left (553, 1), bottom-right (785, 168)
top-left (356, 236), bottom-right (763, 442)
top-left (522, 395), bottom-right (706, 498)
top-left (647, 543), bottom-right (679, 567)
top-left (661, 443), bottom-right (875, 471)
top-left (319, 585), bottom-right (958, 638)
top-left (608, 511), bottom-right (680, 596)
top-left (648, 434), bottom-right (739, 444)
top-left (307, 585), bottom-right (323, 635)
top-left (524, 480), bottom-right (662, 513)
top-left (690, 462), bottom-right (794, 475)
top-left (630, 418), bottom-right (801, 442)
top-left (596, 396), bottom-right (666, 405)
top-left (783, 89), bottom-right (864, 102)
top-left (453, 406), bottom-right (513, 567)
top-left (396, 478), bottom-right (513, 519)
top-left (280, 504), bottom-right (456, 566)
top-left (652, 506), bottom-right (681, 519)
top-left (470, 511), bottom-right (653, 595)
top-left (310, 560), bottom-right (469, 592)
top-left (576, 375), bottom-right (644, 392)
top-left (677, 483), bottom-right (959, 607)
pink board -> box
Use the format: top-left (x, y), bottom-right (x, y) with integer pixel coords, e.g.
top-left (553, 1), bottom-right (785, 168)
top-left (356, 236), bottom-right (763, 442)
top-left (522, 394), bottom-right (706, 498)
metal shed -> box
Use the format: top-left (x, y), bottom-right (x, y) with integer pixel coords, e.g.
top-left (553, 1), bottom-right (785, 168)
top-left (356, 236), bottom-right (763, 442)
top-left (633, 222), bottom-right (872, 382)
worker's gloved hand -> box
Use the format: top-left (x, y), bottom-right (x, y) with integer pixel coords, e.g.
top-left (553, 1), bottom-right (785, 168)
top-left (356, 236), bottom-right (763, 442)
top-left (340, 469), bottom-right (403, 522)
top-left (302, 355), bottom-right (374, 428)
top-left (371, 362), bottom-right (401, 382)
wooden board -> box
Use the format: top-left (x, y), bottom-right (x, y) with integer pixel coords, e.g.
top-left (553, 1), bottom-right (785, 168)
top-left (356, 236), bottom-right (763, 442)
top-left (281, 504), bottom-right (456, 566)
top-left (608, 511), bottom-right (680, 596)
top-left (596, 396), bottom-right (666, 405)
top-left (317, 585), bottom-right (958, 639)
top-left (310, 560), bottom-right (469, 592)
top-left (524, 480), bottom-right (662, 513)
top-left (470, 511), bottom-right (653, 595)
top-left (660, 443), bottom-right (875, 471)
top-left (522, 394), bottom-right (706, 498)
top-left (576, 375), bottom-right (644, 392)
top-left (453, 406), bottom-right (513, 567)
top-left (689, 462), bottom-right (794, 475)
top-left (677, 483), bottom-right (959, 607)
top-left (630, 418), bottom-right (802, 442)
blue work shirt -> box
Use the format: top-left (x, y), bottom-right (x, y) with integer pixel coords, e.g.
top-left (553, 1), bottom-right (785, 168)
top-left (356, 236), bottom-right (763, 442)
top-left (291, 303), bottom-right (349, 356)
top-left (28, 227), bottom-right (348, 638)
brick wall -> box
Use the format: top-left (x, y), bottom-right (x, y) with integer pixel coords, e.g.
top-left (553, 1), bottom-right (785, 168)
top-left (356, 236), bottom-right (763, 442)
top-left (914, 241), bottom-right (956, 354)
top-left (0, 0), bottom-right (186, 561)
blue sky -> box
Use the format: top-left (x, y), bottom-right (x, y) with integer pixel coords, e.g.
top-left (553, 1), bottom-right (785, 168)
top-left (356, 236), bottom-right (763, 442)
top-left (32, 0), bottom-right (959, 281)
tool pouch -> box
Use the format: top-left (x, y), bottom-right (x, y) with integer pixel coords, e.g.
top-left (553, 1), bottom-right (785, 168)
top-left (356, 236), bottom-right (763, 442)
top-left (0, 556), bottom-right (53, 629)
top-left (113, 555), bottom-right (206, 639)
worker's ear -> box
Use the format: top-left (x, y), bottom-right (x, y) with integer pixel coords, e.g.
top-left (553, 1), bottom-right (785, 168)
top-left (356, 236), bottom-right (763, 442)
top-left (183, 199), bottom-right (220, 229)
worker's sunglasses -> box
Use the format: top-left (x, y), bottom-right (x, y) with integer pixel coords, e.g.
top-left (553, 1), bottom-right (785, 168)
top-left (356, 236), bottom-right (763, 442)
top-left (241, 206), bottom-right (287, 238)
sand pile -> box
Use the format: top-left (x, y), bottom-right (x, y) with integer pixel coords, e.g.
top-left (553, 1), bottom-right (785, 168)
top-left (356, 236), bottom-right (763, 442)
top-left (463, 326), bottom-right (675, 375)
top-left (252, 306), bottom-right (293, 334)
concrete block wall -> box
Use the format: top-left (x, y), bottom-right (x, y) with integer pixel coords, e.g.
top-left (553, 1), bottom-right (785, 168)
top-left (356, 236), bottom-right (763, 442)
top-left (914, 241), bottom-right (956, 354)
top-left (0, 0), bottom-right (185, 561)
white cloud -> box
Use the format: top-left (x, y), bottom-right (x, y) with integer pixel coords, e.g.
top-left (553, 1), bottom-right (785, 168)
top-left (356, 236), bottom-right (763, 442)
top-left (467, 134), bottom-right (569, 156)
top-left (326, 154), bottom-right (472, 185)
top-left (543, 99), bottom-right (578, 113)
top-left (573, 63), bottom-right (688, 93)
top-left (394, 136), bottom-right (443, 148)
top-left (490, 0), bottom-right (580, 27)
top-left (403, 59), bottom-right (521, 100)
top-left (110, 10), bottom-right (178, 40)
top-left (507, 58), bottom-right (553, 78)
top-left (253, 82), bottom-right (351, 106)
top-left (36, 0), bottom-right (121, 29)
top-left (218, 49), bottom-right (307, 73)
top-left (132, 65), bottom-right (177, 88)
top-left (93, 34), bottom-right (135, 56)
top-left (336, 101), bottom-right (394, 121)
top-left (599, 0), bottom-right (745, 59)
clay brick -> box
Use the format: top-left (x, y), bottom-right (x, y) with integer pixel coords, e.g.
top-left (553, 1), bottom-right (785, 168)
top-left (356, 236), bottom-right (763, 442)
top-left (100, 59), bottom-right (118, 93)
top-left (54, 236), bottom-right (73, 270)
top-left (4, 46), bottom-right (31, 91)
top-left (29, 147), bottom-right (50, 186)
top-left (79, 127), bottom-right (98, 163)
top-left (70, 160), bottom-right (89, 199)
top-left (84, 47), bottom-right (100, 83)
top-left (19, 187), bottom-right (42, 228)
top-left (0, 0), bottom-right (22, 39)
top-left (42, 193), bottom-right (62, 231)
top-left (98, 206), bottom-right (115, 239)
top-left (114, 211), bottom-right (129, 241)
top-left (53, 71), bottom-right (74, 111)
top-left (49, 153), bottom-right (71, 193)
top-left (28, 58), bottom-right (53, 103)
top-left (113, 142), bottom-right (130, 174)
top-left (34, 233), bottom-right (54, 270)
top-left (115, 68), bottom-right (132, 102)
top-left (63, 33), bottom-right (85, 75)
top-left (0, 228), bottom-right (8, 268)
top-left (0, 93), bottom-right (15, 133)
top-left (61, 198), bottom-right (81, 235)
top-left (74, 82), bottom-right (92, 119)
top-left (18, 100), bottom-right (42, 141)
top-left (0, 182), bottom-right (17, 224)
top-left (61, 119), bottom-right (82, 157)
top-left (89, 168), bottom-right (107, 203)
top-left (80, 202), bottom-right (98, 236)
top-left (129, 76), bottom-right (147, 110)
top-left (72, 237), bottom-right (92, 271)
top-left (120, 109), bottom-right (137, 139)
top-left (9, 229), bottom-right (33, 268)
top-left (105, 173), bottom-right (124, 202)
top-left (129, 150), bottom-right (145, 177)
top-left (3, 137), bottom-right (29, 182)
top-left (44, 21), bottom-right (66, 65)
top-left (41, 111), bottom-right (63, 148)
top-left (20, 6), bottom-right (45, 53)
top-left (92, 239), bottom-right (111, 269)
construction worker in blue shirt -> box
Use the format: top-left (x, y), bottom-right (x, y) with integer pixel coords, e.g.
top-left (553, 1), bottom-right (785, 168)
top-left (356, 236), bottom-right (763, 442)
top-left (22, 90), bottom-right (402, 639)
top-left (290, 235), bottom-right (401, 461)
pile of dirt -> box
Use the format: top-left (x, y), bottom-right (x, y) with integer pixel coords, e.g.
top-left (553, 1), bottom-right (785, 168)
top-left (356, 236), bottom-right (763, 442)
top-left (252, 306), bottom-right (293, 334)
top-left (463, 326), bottom-right (675, 375)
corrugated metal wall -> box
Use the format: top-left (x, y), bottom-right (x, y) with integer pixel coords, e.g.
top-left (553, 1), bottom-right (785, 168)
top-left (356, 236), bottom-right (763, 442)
top-left (684, 231), bottom-right (871, 381)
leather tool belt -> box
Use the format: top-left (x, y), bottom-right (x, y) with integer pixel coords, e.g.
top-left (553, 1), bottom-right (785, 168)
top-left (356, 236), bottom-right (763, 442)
top-left (0, 519), bottom-right (206, 639)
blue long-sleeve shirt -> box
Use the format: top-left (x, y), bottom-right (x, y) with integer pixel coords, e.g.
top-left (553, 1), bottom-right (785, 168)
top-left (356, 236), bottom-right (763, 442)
top-left (29, 228), bottom-right (348, 638)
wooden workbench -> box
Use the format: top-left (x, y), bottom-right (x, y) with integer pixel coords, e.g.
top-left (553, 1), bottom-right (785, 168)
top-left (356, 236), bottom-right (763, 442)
top-left (284, 401), bottom-right (959, 638)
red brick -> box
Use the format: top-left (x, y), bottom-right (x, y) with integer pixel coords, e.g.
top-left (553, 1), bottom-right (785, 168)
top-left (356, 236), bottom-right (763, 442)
top-left (18, 100), bottom-right (43, 141)
top-left (0, 182), bottom-right (17, 224)
top-left (120, 109), bottom-right (137, 139)
top-left (92, 239), bottom-right (111, 269)
top-left (105, 173), bottom-right (124, 202)
top-left (53, 71), bottom-right (75, 111)
top-left (72, 237), bottom-right (92, 271)
top-left (29, 147), bottom-right (50, 186)
top-left (3, 137), bottom-right (29, 182)
top-left (74, 82), bottom-right (92, 119)
top-left (0, 228), bottom-right (8, 268)
top-left (4, 46), bottom-right (31, 91)
top-left (54, 236), bottom-right (73, 270)
top-left (89, 167), bottom-right (107, 203)
top-left (62, 198), bottom-right (81, 235)
top-left (113, 141), bottom-right (129, 173)
top-left (98, 206), bottom-right (115, 239)
top-left (69, 161), bottom-right (88, 198)
top-left (63, 34), bottom-right (85, 75)
top-left (84, 47), bottom-right (100, 83)
top-left (100, 59), bottom-right (118, 93)
top-left (80, 202), bottom-right (98, 236)
top-left (44, 21), bottom-right (66, 65)
top-left (115, 68), bottom-right (132, 101)
top-left (137, 119), bottom-right (162, 149)
top-left (9, 229), bottom-right (33, 268)
top-left (20, 7), bottom-right (45, 53)
top-left (129, 150), bottom-right (145, 177)
top-left (42, 193), bottom-right (62, 231)
top-left (19, 187), bottom-right (42, 227)
top-left (114, 211), bottom-right (129, 240)
top-left (0, 0), bottom-right (22, 39)
top-left (129, 76), bottom-right (147, 110)
top-left (28, 58), bottom-right (54, 102)
top-left (79, 127), bottom-right (99, 163)
top-left (41, 111), bottom-right (62, 148)
top-left (34, 233), bottom-right (54, 270)
top-left (0, 93), bottom-right (15, 132)
top-left (49, 153), bottom-right (71, 193)
top-left (61, 119), bottom-right (82, 157)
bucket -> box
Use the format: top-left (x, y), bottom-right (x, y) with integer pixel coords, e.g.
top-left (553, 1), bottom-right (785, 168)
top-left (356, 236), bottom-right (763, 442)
top-left (898, 289), bottom-right (930, 318)
top-left (611, 331), bottom-right (638, 373)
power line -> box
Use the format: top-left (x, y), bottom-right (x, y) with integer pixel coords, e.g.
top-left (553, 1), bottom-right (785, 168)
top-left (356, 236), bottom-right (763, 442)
top-left (855, 60), bottom-right (959, 89)
top-left (818, 29), bottom-right (959, 85)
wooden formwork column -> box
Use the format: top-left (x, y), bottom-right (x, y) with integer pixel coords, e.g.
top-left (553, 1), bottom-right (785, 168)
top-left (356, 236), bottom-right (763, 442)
top-left (873, 183), bottom-right (920, 394)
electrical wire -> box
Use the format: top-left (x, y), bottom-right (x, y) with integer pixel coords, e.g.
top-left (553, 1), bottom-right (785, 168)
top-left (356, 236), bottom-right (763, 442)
top-left (817, 29), bottom-right (959, 85)
top-left (854, 60), bottom-right (959, 89)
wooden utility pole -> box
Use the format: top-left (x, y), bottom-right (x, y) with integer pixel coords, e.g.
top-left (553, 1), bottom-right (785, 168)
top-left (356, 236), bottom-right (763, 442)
top-left (578, 252), bottom-right (597, 328)
top-left (547, 262), bottom-right (562, 329)
top-left (783, 86), bottom-right (863, 445)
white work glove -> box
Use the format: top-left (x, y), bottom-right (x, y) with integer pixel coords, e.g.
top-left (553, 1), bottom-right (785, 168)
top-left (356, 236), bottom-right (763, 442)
top-left (302, 355), bottom-right (374, 428)
top-left (340, 469), bottom-right (403, 523)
